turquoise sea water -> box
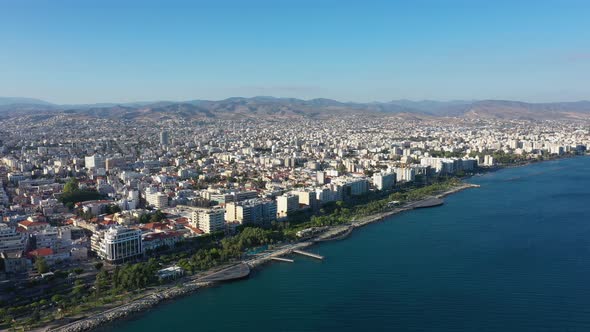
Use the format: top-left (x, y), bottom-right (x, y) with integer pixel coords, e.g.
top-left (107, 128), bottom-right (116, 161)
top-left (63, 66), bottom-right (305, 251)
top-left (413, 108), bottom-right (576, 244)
top-left (109, 157), bottom-right (590, 332)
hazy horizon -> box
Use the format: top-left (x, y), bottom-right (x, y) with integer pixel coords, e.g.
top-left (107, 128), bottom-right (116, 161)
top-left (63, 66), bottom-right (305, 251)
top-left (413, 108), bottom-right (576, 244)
top-left (3, 95), bottom-right (590, 107)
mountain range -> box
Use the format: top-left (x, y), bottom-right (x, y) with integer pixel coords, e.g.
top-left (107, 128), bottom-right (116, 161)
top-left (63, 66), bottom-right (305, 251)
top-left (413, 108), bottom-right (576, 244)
top-left (1, 96), bottom-right (589, 121)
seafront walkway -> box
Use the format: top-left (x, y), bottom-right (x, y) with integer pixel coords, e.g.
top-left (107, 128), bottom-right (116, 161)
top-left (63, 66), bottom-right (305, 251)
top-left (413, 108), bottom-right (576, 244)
top-left (46, 182), bottom-right (481, 332)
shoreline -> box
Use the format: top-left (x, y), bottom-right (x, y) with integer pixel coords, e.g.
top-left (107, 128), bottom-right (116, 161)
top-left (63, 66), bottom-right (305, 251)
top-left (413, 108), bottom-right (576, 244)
top-left (474, 153), bottom-right (583, 174)
top-left (46, 182), bottom-right (480, 332)
top-left (41, 156), bottom-right (589, 331)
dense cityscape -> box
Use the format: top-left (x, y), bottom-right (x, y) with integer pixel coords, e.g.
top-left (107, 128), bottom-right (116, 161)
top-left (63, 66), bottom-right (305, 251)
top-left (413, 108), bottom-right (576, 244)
top-left (3, 0), bottom-right (590, 330)
top-left (0, 111), bottom-right (588, 330)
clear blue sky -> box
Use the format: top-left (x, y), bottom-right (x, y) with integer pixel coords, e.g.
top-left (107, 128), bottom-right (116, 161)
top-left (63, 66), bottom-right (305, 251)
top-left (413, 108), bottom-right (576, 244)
top-left (1, 0), bottom-right (589, 104)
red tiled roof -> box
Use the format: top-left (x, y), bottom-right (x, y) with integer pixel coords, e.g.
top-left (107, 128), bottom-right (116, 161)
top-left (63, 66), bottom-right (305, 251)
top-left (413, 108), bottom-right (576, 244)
top-left (141, 222), bottom-right (167, 230)
top-left (143, 231), bottom-right (183, 241)
top-left (185, 225), bottom-right (204, 234)
top-left (28, 248), bottom-right (54, 257)
top-left (18, 220), bottom-right (49, 228)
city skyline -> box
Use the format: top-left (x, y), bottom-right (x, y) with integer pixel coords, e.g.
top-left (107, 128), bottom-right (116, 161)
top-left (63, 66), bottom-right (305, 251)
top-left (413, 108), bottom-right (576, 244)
top-left (2, 0), bottom-right (589, 104)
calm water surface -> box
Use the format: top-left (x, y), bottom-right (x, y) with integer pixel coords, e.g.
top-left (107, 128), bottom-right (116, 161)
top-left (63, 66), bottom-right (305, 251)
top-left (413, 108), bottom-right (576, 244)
top-left (109, 156), bottom-right (590, 332)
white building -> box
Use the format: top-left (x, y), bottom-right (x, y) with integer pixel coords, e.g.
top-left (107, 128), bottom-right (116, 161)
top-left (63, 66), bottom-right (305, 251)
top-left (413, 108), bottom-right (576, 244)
top-left (225, 199), bottom-right (277, 225)
top-left (277, 194), bottom-right (299, 218)
top-left (91, 226), bottom-right (143, 263)
top-left (333, 177), bottom-right (369, 197)
top-left (316, 171), bottom-right (326, 185)
top-left (394, 167), bottom-right (416, 182)
top-left (191, 207), bottom-right (225, 233)
top-left (482, 155), bottom-right (495, 166)
top-left (372, 172), bottom-right (396, 190)
top-left (33, 228), bottom-right (60, 251)
top-left (126, 190), bottom-right (139, 210)
top-left (550, 145), bottom-right (564, 155)
top-left (84, 155), bottom-right (105, 169)
top-left (146, 191), bottom-right (168, 209)
top-left (292, 190), bottom-right (318, 209)
top-left (0, 224), bottom-right (26, 254)
top-left (316, 183), bottom-right (345, 204)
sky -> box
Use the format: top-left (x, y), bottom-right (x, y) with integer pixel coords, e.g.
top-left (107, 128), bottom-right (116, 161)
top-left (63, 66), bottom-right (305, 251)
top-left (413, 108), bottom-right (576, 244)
top-left (1, 0), bottom-right (589, 104)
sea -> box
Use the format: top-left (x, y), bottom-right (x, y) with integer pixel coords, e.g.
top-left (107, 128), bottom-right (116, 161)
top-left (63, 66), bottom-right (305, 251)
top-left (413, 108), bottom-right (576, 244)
top-left (109, 156), bottom-right (590, 332)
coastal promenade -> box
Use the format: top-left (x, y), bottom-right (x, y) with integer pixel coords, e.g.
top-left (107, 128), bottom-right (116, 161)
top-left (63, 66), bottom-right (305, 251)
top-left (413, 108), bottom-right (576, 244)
top-left (351, 182), bottom-right (479, 228)
top-left (46, 264), bottom-right (251, 332)
top-left (104, 156), bottom-right (590, 332)
top-left (46, 280), bottom-right (212, 332)
top-left (46, 182), bottom-right (480, 332)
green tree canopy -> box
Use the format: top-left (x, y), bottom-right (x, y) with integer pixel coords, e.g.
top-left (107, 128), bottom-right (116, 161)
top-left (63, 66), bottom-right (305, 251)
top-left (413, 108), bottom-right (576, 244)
top-left (35, 257), bottom-right (49, 274)
top-left (63, 178), bottom-right (79, 194)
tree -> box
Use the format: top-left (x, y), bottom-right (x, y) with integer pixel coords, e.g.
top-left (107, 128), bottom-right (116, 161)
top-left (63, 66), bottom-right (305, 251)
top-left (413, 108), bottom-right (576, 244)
top-left (105, 204), bottom-right (122, 214)
top-left (94, 270), bottom-right (110, 296)
top-left (29, 308), bottom-right (40, 324)
top-left (63, 178), bottom-right (79, 194)
top-left (71, 279), bottom-right (85, 296)
top-left (51, 294), bottom-right (64, 304)
top-left (61, 189), bottom-right (104, 205)
top-left (94, 262), bottom-right (103, 271)
top-left (35, 257), bottom-right (49, 274)
top-left (150, 210), bottom-right (165, 223)
top-left (139, 213), bottom-right (150, 224)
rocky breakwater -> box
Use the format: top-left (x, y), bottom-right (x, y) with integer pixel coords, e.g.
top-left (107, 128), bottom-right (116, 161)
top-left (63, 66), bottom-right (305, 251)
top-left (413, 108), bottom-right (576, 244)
top-left (436, 183), bottom-right (480, 198)
top-left (50, 281), bottom-right (211, 332)
top-left (51, 263), bottom-right (252, 332)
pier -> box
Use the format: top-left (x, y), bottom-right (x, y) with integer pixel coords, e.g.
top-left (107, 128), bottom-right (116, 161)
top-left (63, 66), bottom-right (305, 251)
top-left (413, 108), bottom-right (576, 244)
top-left (292, 249), bottom-right (324, 260)
top-left (198, 263), bottom-right (251, 282)
top-left (313, 225), bottom-right (353, 242)
top-left (271, 257), bottom-right (294, 263)
top-left (407, 197), bottom-right (444, 209)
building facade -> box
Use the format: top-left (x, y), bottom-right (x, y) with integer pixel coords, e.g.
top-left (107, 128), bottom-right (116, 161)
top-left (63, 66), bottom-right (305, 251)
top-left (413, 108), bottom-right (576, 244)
top-left (191, 207), bottom-right (225, 233)
top-left (0, 224), bottom-right (26, 253)
top-left (372, 172), bottom-right (396, 190)
top-left (146, 191), bottom-right (168, 209)
top-left (277, 194), bottom-right (299, 218)
top-left (225, 198), bottom-right (277, 225)
top-left (91, 226), bottom-right (143, 263)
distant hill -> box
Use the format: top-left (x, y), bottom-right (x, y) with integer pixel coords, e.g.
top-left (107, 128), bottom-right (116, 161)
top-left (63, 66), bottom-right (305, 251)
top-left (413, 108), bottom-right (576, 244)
top-left (384, 100), bottom-right (474, 115)
top-left (0, 97), bottom-right (58, 113)
top-left (0, 97), bottom-right (54, 106)
top-left (454, 100), bottom-right (590, 120)
top-left (0, 96), bottom-right (589, 121)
